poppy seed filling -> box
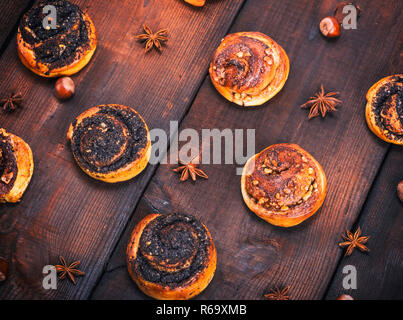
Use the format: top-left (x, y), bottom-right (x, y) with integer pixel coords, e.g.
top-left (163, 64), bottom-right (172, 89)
top-left (133, 213), bottom-right (210, 287)
top-left (0, 133), bottom-right (18, 196)
top-left (372, 76), bottom-right (403, 139)
top-left (19, 0), bottom-right (90, 72)
top-left (71, 106), bottom-right (148, 173)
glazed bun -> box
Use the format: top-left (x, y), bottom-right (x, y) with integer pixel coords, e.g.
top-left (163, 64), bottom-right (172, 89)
top-left (241, 143), bottom-right (327, 227)
top-left (209, 32), bottom-right (289, 106)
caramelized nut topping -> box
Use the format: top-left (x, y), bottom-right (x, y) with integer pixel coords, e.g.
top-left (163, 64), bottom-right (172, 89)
top-left (245, 145), bottom-right (320, 211)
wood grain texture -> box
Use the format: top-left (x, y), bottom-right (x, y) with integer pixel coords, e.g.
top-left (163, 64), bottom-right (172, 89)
top-left (91, 0), bottom-right (403, 299)
top-left (0, 0), bottom-right (245, 299)
top-left (0, 0), bottom-right (32, 49)
top-left (325, 145), bottom-right (403, 300)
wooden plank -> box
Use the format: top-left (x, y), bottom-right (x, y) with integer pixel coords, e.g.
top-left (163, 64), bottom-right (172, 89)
top-left (0, 1), bottom-right (32, 49)
top-left (0, 0), bottom-right (245, 299)
top-left (91, 0), bottom-right (403, 299)
top-left (325, 146), bottom-right (403, 300)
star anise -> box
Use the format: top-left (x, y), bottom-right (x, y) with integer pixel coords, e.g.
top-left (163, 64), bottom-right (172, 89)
top-left (55, 256), bottom-right (85, 285)
top-left (265, 286), bottom-right (290, 300)
top-left (301, 85), bottom-right (341, 119)
top-left (1, 92), bottom-right (23, 112)
top-left (339, 227), bottom-right (370, 256)
top-left (136, 25), bottom-right (168, 53)
top-left (173, 157), bottom-right (208, 182)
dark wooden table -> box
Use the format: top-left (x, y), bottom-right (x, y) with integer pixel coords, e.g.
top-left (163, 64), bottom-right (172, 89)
top-left (0, 0), bottom-right (402, 300)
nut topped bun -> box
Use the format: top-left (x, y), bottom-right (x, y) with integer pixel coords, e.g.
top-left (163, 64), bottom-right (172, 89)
top-left (241, 143), bottom-right (327, 227)
top-left (209, 32), bottom-right (289, 106)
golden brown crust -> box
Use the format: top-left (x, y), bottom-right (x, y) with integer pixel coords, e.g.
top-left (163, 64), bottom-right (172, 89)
top-left (17, 3), bottom-right (97, 78)
top-left (67, 104), bottom-right (151, 183)
top-left (184, 0), bottom-right (205, 6)
top-left (0, 129), bottom-right (34, 203)
top-left (241, 143), bottom-right (327, 227)
top-left (126, 213), bottom-right (217, 300)
top-left (209, 32), bottom-right (289, 107)
top-left (365, 74), bottom-right (403, 145)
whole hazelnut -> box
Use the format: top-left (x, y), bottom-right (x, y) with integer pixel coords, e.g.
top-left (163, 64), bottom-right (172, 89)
top-left (0, 257), bottom-right (8, 282)
top-left (336, 294), bottom-right (354, 300)
top-left (319, 16), bottom-right (341, 38)
top-left (55, 77), bottom-right (75, 100)
top-left (397, 180), bottom-right (403, 203)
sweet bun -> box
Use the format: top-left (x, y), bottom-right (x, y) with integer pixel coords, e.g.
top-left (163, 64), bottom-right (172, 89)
top-left (0, 129), bottom-right (34, 203)
top-left (241, 143), bottom-right (327, 227)
top-left (365, 74), bottom-right (403, 145)
top-left (127, 213), bottom-right (217, 300)
top-left (67, 104), bottom-right (151, 183)
top-left (209, 31), bottom-right (289, 106)
top-left (184, 0), bottom-right (205, 6)
top-left (17, 0), bottom-right (97, 77)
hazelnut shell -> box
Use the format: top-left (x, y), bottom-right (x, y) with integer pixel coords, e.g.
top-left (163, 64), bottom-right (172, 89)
top-left (55, 77), bottom-right (75, 100)
top-left (397, 180), bottom-right (403, 203)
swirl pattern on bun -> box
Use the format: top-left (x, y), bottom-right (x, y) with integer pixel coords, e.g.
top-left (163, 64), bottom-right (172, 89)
top-left (241, 144), bottom-right (327, 227)
top-left (67, 104), bottom-right (150, 183)
top-left (0, 129), bottom-right (34, 203)
top-left (209, 32), bottom-right (289, 106)
top-left (365, 74), bottom-right (403, 145)
top-left (17, 0), bottom-right (97, 77)
top-left (127, 213), bottom-right (217, 300)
